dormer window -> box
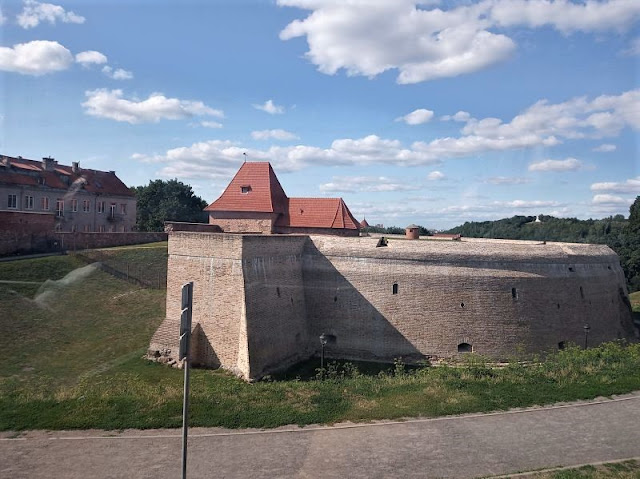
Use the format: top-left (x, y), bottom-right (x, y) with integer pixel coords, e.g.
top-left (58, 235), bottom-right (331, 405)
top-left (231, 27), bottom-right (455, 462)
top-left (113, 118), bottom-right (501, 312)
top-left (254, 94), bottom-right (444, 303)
top-left (241, 186), bottom-right (251, 194)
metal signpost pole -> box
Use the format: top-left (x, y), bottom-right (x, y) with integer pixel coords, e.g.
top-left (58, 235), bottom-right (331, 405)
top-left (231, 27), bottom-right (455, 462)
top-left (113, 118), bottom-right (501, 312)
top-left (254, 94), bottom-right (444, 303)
top-left (180, 282), bottom-right (193, 479)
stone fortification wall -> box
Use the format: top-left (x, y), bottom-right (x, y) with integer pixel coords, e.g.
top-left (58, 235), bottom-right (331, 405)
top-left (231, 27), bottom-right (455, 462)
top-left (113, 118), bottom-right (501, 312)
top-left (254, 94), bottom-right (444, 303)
top-left (241, 235), bottom-right (311, 377)
top-left (304, 236), bottom-right (633, 362)
top-left (208, 211), bottom-right (275, 234)
top-left (150, 233), bottom-right (635, 380)
top-left (150, 233), bottom-right (248, 374)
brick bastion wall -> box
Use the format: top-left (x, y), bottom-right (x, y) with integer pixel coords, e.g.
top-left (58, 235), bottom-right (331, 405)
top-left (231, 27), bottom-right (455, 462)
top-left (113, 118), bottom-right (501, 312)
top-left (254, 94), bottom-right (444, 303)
top-left (149, 232), bottom-right (636, 381)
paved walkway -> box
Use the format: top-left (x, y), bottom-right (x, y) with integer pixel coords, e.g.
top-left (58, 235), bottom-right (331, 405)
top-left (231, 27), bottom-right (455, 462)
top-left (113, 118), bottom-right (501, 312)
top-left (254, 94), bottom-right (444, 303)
top-left (2, 393), bottom-right (639, 479)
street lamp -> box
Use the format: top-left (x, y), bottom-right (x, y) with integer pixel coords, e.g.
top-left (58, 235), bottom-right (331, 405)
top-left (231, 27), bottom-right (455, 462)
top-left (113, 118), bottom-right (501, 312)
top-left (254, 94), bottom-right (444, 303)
top-left (583, 324), bottom-right (591, 349)
top-left (319, 333), bottom-right (328, 374)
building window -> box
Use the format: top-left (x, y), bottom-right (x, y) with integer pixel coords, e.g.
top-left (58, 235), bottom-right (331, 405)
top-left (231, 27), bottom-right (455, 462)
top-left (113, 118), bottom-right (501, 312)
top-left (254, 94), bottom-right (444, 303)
top-left (84, 224), bottom-right (90, 232)
top-left (71, 199), bottom-right (78, 212)
top-left (241, 186), bottom-right (251, 194)
top-left (71, 224), bottom-right (77, 232)
top-left (41, 197), bottom-right (50, 211)
top-left (580, 286), bottom-right (584, 299)
top-left (25, 195), bottom-right (34, 210)
top-left (109, 203), bottom-right (116, 218)
top-left (392, 282), bottom-right (398, 295)
top-left (120, 204), bottom-right (127, 215)
top-left (7, 194), bottom-right (17, 209)
top-left (55, 199), bottom-right (64, 217)
top-left (98, 225), bottom-right (105, 233)
top-left (458, 343), bottom-right (472, 353)
top-left (83, 200), bottom-right (90, 212)
top-left (511, 287), bottom-right (518, 300)
top-left (97, 201), bottom-right (105, 214)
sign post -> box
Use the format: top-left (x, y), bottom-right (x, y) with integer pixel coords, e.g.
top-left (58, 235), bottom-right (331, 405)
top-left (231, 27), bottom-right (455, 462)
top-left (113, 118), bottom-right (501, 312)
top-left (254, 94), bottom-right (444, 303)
top-left (179, 282), bottom-right (193, 479)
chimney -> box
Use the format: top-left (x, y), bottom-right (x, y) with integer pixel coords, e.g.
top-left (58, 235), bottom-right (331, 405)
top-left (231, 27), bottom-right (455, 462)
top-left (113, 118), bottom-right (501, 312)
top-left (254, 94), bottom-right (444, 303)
top-left (72, 162), bottom-right (79, 173)
top-left (42, 157), bottom-right (56, 171)
top-left (109, 170), bottom-right (115, 175)
top-left (1, 156), bottom-right (10, 168)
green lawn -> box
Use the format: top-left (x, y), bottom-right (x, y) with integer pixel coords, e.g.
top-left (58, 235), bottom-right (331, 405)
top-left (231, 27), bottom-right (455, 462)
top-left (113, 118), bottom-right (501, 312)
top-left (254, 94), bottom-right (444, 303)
top-left (500, 460), bottom-right (640, 478)
top-left (1, 251), bottom-right (640, 431)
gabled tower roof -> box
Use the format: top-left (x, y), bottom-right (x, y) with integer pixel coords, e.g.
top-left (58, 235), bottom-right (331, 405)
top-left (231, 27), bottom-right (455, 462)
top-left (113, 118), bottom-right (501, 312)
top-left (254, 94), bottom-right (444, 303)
top-left (204, 162), bottom-right (288, 213)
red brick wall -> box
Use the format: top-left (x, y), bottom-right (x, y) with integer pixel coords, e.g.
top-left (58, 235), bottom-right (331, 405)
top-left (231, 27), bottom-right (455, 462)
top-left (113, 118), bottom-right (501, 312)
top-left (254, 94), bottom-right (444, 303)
top-left (208, 211), bottom-right (275, 234)
top-left (0, 211), bottom-right (55, 255)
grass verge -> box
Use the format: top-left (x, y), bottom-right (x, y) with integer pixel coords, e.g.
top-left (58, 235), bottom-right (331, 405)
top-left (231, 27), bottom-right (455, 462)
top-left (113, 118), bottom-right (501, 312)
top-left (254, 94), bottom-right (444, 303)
top-left (1, 251), bottom-right (640, 431)
top-left (497, 459), bottom-right (640, 478)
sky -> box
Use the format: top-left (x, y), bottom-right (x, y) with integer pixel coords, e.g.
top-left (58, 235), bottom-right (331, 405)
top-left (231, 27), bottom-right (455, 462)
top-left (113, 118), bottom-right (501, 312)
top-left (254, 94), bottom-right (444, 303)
top-left (0, 0), bottom-right (638, 229)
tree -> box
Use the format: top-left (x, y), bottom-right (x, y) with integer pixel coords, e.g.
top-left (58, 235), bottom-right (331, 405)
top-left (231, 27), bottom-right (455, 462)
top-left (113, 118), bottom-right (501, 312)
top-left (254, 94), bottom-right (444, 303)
top-left (133, 179), bottom-right (208, 231)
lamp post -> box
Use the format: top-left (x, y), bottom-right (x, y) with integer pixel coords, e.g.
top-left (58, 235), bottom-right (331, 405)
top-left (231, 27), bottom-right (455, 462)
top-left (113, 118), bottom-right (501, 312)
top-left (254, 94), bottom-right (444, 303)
top-left (319, 333), bottom-right (328, 376)
top-left (583, 323), bottom-right (591, 349)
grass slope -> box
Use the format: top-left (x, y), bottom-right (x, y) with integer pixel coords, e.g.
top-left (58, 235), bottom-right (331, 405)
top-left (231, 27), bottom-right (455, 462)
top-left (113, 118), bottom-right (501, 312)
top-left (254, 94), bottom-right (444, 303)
top-left (1, 249), bottom-right (640, 431)
top-left (501, 460), bottom-right (640, 478)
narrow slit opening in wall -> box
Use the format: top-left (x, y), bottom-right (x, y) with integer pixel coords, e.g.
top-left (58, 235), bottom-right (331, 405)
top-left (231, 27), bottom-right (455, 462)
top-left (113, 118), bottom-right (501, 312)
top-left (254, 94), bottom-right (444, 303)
top-left (460, 302), bottom-right (465, 308)
top-left (511, 287), bottom-right (518, 299)
top-left (558, 341), bottom-right (566, 350)
top-left (569, 267), bottom-right (574, 272)
top-left (580, 286), bottom-right (584, 299)
top-left (276, 287), bottom-right (280, 297)
top-left (458, 343), bottom-right (472, 353)
top-left (392, 283), bottom-right (398, 295)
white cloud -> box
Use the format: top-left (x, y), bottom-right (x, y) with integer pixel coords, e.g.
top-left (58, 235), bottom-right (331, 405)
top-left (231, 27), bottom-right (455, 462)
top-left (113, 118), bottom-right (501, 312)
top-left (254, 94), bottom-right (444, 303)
top-left (590, 177), bottom-right (640, 194)
top-left (17, 0), bottom-right (85, 29)
top-left (0, 7), bottom-right (6, 25)
top-left (131, 89), bottom-right (640, 176)
top-left (319, 176), bottom-right (420, 193)
top-left (199, 121), bottom-right (223, 129)
top-left (131, 134), bottom-right (442, 180)
top-left (101, 65), bottom-right (134, 80)
top-left (0, 40), bottom-right (73, 75)
top-left (592, 143), bottom-right (616, 152)
top-left (76, 51), bottom-right (108, 66)
top-left (442, 111), bottom-right (471, 122)
top-left (528, 158), bottom-right (584, 172)
top-left (485, 176), bottom-right (530, 185)
top-left (591, 194), bottom-right (631, 205)
top-left (427, 171), bottom-right (445, 181)
top-left (251, 129), bottom-right (299, 141)
top-left (252, 99), bottom-right (285, 114)
top-left (278, 0), bottom-right (639, 84)
top-left (396, 109), bottom-right (434, 125)
top-left (82, 89), bottom-right (224, 124)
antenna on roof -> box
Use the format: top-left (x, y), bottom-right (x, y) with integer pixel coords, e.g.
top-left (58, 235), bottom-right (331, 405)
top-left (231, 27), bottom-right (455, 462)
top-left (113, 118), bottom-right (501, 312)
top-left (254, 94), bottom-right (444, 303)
top-left (243, 152), bottom-right (247, 163)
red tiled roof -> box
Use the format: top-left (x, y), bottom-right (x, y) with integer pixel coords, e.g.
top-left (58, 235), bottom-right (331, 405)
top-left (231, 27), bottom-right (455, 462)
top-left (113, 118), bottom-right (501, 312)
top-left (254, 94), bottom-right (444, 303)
top-left (205, 162), bottom-right (288, 213)
top-left (0, 156), bottom-right (133, 196)
top-left (206, 162), bottom-right (360, 231)
top-left (276, 198), bottom-right (359, 230)
top-left (360, 218), bottom-right (370, 228)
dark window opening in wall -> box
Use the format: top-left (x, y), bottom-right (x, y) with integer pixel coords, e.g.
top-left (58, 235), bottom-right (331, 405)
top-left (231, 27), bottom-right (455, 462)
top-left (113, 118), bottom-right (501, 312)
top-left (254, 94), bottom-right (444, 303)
top-left (558, 341), bottom-right (566, 350)
top-left (569, 267), bottom-right (574, 272)
top-left (511, 287), bottom-right (518, 299)
top-left (392, 283), bottom-right (398, 295)
top-left (290, 297), bottom-right (293, 304)
top-left (580, 286), bottom-right (584, 299)
top-left (241, 185), bottom-right (251, 194)
top-left (460, 302), bottom-right (465, 308)
top-left (607, 265), bottom-right (612, 270)
top-left (334, 296), bottom-right (337, 302)
top-left (376, 237), bottom-right (388, 247)
top-left (276, 287), bottom-right (281, 297)
top-left (557, 303), bottom-right (561, 309)
top-left (458, 343), bottom-right (472, 353)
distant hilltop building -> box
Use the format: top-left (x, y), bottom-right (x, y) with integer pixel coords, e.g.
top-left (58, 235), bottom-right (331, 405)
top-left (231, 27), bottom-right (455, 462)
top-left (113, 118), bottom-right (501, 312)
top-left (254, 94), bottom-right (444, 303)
top-left (148, 162), bottom-right (637, 381)
top-left (0, 154), bottom-right (135, 233)
top-left (204, 162), bottom-right (360, 236)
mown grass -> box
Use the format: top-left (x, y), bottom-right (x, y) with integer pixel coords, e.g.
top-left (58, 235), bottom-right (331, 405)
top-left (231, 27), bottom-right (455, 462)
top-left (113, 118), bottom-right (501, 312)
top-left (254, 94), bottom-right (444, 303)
top-left (503, 459), bottom-right (640, 478)
top-left (1, 252), bottom-right (640, 432)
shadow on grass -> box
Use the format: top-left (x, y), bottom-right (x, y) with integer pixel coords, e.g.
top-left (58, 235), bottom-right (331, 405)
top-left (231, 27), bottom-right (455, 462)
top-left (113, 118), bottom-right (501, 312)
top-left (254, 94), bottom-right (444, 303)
top-left (271, 357), bottom-right (421, 381)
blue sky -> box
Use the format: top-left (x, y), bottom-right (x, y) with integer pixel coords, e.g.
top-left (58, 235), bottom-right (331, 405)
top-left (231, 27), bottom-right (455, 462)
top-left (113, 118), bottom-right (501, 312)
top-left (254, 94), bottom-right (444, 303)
top-left (0, 0), bottom-right (638, 229)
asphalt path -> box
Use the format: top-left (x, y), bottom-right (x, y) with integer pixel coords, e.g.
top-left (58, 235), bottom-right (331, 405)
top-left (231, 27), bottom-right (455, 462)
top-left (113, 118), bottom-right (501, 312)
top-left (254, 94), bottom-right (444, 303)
top-left (1, 393), bottom-right (639, 479)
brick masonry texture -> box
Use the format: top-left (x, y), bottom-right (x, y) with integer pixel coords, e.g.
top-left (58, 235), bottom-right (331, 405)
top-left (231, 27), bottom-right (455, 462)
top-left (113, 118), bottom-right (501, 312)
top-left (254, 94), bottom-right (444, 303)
top-left (149, 233), bottom-right (636, 381)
